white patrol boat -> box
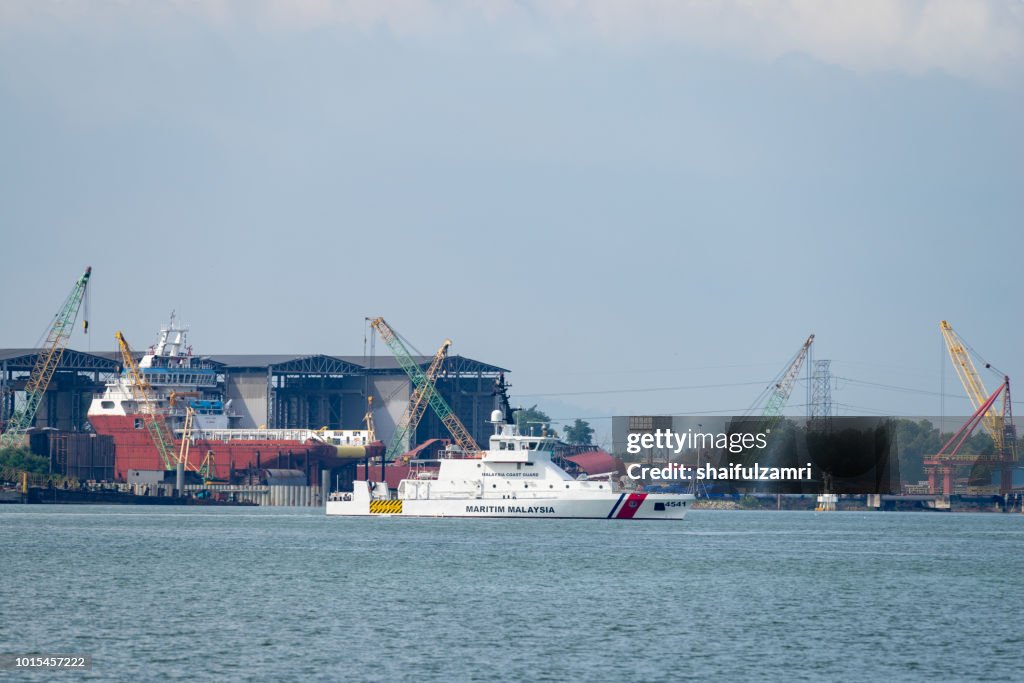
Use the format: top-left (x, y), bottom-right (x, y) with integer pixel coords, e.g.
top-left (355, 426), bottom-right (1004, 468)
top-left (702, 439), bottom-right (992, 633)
top-left (326, 403), bottom-right (694, 520)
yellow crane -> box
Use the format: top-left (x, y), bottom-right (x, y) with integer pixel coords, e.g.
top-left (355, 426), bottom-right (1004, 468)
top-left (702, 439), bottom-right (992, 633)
top-left (170, 392), bottom-right (220, 481)
top-left (937, 320), bottom-right (1016, 495)
top-left (939, 321), bottom-right (1007, 451)
top-left (116, 331), bottom-right (178, 471)
top-left (177, 405), bottom-right (197, 470)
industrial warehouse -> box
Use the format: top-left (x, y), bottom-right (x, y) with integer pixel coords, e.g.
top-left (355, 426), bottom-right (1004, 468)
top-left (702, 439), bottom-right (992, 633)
top-left (0, 330), bottom-right (507, 491)
top-left (0, 342), bottom-right (506, 446)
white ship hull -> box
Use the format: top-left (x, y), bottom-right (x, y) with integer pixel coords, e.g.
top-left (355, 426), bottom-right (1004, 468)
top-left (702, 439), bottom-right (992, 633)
top-left (327, 488), bottom-right (691, 520)
top-left (327, 395), bottom-right (694, 522)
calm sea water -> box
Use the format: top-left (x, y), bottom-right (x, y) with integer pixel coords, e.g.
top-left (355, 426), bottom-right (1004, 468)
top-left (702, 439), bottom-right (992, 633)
top-left (1, 506), bottom-right (1022, 681)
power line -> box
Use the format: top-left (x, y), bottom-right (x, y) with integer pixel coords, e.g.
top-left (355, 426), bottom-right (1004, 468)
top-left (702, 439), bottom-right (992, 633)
top-left (832, 402), bottom-right (899, 416)
top-left (515, 375), bottom-right (1023, 407)
top-left (516, 380), bottom-right (769, 398)
top-left (527, 361), bottom-right (789, 377)
top-left (548, 403), bottom-right (813, 423)
top-left (833, 376), bottom-right (966, 399)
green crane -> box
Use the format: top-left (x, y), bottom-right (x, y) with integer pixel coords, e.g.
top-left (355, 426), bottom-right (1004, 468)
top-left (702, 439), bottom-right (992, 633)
top-left (1, 267), bottom-right (92, 446)
top-left (384, 339), bottom-right (452, 462)
top-left (369, 318), bottom-right (480, 458)
top-left (760, 334), bottom-right (814, 427)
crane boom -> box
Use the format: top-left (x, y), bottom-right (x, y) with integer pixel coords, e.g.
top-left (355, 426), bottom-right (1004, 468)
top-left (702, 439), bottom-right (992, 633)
top-left (2, 267), bottom-right (92, 446)
top-left (116, 331), bottom-right (178, 470)
top-left (385, 339), bottom-right (452, 461)
top-left (176, 404), bottom-right (203, 474)
top-left (939, 321), bottom-right (1003, 448)
top-left (369, 318), bottom-right (481, 455)
top-left (762, 334), bottom-right (814, 420)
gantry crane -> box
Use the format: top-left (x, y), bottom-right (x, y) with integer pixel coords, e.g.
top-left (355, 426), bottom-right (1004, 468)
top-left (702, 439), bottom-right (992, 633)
top-left (116, 331), bottom-right (178, 471)
top-left (1, 267), bottom-right (92, 446)
top-left (369, 318), bottom-right (481, 456)
top-left (385, 339), bottom-right (453, 462)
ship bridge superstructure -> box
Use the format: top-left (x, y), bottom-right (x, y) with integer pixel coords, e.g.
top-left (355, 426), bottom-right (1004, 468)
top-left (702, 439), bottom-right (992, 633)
top-left (395, 413), bottom-right (621, 503)
top-left (91, 316), bottom-right (230, 431)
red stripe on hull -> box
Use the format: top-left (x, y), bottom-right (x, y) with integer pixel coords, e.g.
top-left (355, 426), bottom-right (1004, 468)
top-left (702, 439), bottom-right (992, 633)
top-left (615, 493), bottom-right (647, 519)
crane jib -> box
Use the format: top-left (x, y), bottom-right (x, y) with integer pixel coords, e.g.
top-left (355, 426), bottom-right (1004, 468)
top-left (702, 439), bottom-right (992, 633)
top-left (1, 267), bottom-right (92, 446)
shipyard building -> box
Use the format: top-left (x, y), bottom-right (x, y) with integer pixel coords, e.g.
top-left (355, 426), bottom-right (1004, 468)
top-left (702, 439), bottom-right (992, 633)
top-left (0, 347), bottom-right (507, 457)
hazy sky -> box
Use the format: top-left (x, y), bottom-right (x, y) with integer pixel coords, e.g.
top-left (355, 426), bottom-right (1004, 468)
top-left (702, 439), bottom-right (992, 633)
top-left (2, 1), bottom-right (1022, 444)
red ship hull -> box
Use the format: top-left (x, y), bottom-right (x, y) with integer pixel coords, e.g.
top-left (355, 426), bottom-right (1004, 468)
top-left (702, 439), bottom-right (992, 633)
top-left (89, 415), bottom-right (348, 483)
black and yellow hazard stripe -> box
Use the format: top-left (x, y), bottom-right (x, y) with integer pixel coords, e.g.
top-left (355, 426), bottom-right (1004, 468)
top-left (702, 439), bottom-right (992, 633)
top-left (369, 500), bottom-right (403, 514)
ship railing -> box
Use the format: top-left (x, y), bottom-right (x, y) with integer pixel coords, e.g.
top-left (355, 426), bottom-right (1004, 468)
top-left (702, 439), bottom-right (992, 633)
top-left (408, 460), bottom-right (440, 479)
top-left (180, 428), bottom-right (321, 443)
top-left (145, 377), bottom-right (218, 388)
top-left (579, 470), bottom-right (618, 480)
top-left (439, 446), bottom-right (484, 459)
top-left (92, 390), bottom-right (136, 399)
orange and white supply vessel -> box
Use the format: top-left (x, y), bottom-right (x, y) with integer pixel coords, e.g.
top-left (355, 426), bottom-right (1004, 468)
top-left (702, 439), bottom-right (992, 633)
top-left (88, 315), bottom-right (372, 481)
top-left (326, 411), bottom-right (694, 520)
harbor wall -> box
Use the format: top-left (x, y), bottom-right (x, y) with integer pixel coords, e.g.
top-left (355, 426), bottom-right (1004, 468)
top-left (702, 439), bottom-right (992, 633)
top-left (183, 483), bottom-right (324, 507)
